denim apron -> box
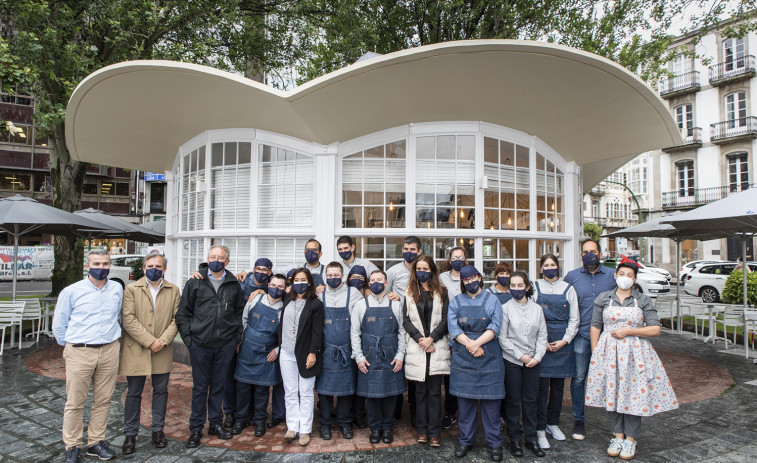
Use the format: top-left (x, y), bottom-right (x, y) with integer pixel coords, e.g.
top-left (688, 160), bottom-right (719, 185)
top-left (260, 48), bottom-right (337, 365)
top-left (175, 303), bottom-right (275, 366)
top-left (303, 263), bottom-right (325, 287)
top-left (487, 286), bottom-right (513, 304)
top-left (356, 298), bottom-right (406, 398)
top-left (235, 297), bottom-right (281, 386)
top-left (535, 281), bottom-right (575, 378)
top-left (240, 278), bottom-right (267, 303)
top-left (315, 287), bottom-right (356, 396)
top-left (450, 291), bottom-right (505, 400)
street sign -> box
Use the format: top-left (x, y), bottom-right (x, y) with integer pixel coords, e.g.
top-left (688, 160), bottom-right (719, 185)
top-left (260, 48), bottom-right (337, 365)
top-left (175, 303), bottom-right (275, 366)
top-left (144, 172), bottom-right (165, 182)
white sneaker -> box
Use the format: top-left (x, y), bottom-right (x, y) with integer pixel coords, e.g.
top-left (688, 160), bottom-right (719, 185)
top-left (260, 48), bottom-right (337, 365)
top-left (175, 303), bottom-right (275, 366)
top-left (545, 424), bottom-right (566, 441)
top-left (619, 439), bottom-right (636, 460)
top-left (607, 437), bottom-right (624, 457)
top-left (536, 430), bottom-right (550, 449)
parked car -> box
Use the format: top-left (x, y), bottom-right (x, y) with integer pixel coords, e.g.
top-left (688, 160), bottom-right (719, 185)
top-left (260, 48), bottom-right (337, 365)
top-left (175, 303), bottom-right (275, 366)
top-left (683, 262), bottom-right (757, 303)
top-left (636, 260), bottom-right (672, 282)
top-left (83, 253), bottom-right (142, 288)
top-left (634, 268), bottom-right (671, 297)
top-left (679, 260), bottom-right (726, 281)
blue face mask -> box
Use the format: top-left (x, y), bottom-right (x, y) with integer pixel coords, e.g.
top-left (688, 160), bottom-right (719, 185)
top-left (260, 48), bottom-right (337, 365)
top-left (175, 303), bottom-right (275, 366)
top-left (543, 268), bottom-right (559, 279)
top-left (497, 276), bottom-right (509, 287)
top-left (510, 289), bottom-right (527, 301)
top-left (208, 261), bottom-right (225, 273)
top-left (305, 250), bottom-right (319, 264)
top-left (254, 271), bottom-right (270, 284)
top-left (145, 268), bottom-right (163, 282)
top-left (582, 252), bottom-right (599, 268)
top-left (292, 282), bottom-right (309, 294)
top-left (403, 251), bottom-right (418, 264)
top-left (327, 277), bottom-right (342, 289)
top-left (348, 278), bottom-right (364, 289)
top-left (268, 287), bottom-right (285, 299)
top-left (339, 250), bottom-right (352, 261)
top-left (464, 280), bottom-right (480, 294)
top-left (415, 270), bottom-right (432, 283)
top-left (450, 260), bottom-right (465, 272)
top-left (89, 267), bottom-right (109, 281)
top-left (369, 282), bottom-right (385, 295)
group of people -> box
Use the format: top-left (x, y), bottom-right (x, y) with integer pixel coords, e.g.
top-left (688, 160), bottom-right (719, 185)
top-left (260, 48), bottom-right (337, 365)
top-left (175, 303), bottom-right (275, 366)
top-left (51, 235), bottom-right (678, 463)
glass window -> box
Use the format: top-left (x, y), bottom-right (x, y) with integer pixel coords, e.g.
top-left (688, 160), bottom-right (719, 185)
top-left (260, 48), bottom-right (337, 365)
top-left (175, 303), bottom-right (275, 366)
top-left (115, 182), bottom-right (130, 196)
top-left (482, 238), bottom-right (530, 284)
top-left (723, 37), bottom-right (745, 71)
top-left (676, 161), bottom-right (694, 198)
top-left (150, 182), bottom-right (166, 213)
top-left (727, 152), bottom-right (749, 192)
top-left (83, 179), bottom-right (98, 195)
top-left (210, 142), bottom-right (251, 230)
top-left (180, 146), bottom-right (206, 232)
top-left (535, 240), bottom-right (565, 276)
top-left (258, 144), bottom-right (313, 229)
top-left (209, 237), bottom-right (252, 275)
top-left (0, 171), bottom-right (31, 191)
top-left (256, 237), bottom-right (311, 272)
top-left (725, 92), bottom-right (747, 126)
top-left (180, 238), bottom-right (205, 286)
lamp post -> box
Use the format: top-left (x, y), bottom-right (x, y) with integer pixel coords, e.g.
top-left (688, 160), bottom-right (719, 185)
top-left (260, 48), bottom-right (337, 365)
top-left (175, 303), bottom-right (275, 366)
top-left (603, 180), bottom-right (646, 259)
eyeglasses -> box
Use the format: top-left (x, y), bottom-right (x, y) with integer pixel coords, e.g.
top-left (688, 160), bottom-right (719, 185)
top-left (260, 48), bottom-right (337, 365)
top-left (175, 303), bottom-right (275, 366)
top-left (462, 276), bottom-right (479, 284)
top-left (326, 273), bottom-right (342, 279)
top-left (305, 247), bottom-right (320, 253)
top-left (254, 266), bottom-right (271, 273)
top-left (451, 256), bottom-right (466, 261)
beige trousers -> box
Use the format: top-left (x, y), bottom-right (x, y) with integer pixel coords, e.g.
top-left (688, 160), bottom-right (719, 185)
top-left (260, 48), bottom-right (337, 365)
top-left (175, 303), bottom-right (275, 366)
top-left (62, 341), bottom-right (120, 448)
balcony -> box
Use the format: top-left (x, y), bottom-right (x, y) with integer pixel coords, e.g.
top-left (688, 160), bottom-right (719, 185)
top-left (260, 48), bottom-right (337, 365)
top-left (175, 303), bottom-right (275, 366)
top-left (588, 183), bottom-right (606, 195)
top-left (661, 184), bottom-right (755, 209)
top-left (710, 117), bottom-right (757, 144)
top-left (662, 127), bottom-right (702, 152)
top-left (709, 55), bottom-right (757, 85)
top-left (659, 71), bottom-right (700, 98)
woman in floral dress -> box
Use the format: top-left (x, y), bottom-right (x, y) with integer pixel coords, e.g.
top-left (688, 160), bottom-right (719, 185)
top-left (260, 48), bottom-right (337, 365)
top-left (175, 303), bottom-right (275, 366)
top-left (586, 260), bottom-right (678, 461)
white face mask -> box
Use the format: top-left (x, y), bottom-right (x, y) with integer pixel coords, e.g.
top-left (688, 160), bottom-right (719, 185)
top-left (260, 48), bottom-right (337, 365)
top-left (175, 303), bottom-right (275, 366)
top-left (616, 275), bottom-right (634, 290)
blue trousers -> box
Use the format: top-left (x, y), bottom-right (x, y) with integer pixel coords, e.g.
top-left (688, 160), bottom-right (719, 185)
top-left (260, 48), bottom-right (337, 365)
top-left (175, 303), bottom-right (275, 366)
top-left (188, 340), bottom-right (236, 431)
top-left (457, 397), bottom-right (502, 448)
top-left (224, 352), bottom-right (285, 421)
top-left (571, 336), bottom-right (591, 422)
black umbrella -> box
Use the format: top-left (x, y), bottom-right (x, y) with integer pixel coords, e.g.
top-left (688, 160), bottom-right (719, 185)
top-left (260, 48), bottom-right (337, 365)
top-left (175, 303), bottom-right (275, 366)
top-left (73, 208), bottom-right (164, 244)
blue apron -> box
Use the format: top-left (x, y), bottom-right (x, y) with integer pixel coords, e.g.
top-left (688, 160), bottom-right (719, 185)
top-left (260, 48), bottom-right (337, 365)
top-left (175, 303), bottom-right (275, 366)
top-left (316, 287), bottom-right (356, 396)
top-left (304, 263), bottom-right (325, 287)
top-left (535, 281), bottom-right (576, 378)
top-left (240, 278), bottom-right (267, 302)
top-left (449, 291), bottom-right (505, 400)
top-left (235, 297), bottom-right (282, 386)
top-left (356, 298), bottom-right (406, 398)
top-left (488, 286), bottom-right (513, 304)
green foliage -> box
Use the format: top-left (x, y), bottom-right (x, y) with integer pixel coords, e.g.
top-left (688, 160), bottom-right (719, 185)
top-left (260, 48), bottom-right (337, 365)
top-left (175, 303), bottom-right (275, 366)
top-left (583, 222), bottom-right (603, 242)
top-left (722, 270), bottom-right (757, 305)
top-left (130, 257), bottom-right (145, 282)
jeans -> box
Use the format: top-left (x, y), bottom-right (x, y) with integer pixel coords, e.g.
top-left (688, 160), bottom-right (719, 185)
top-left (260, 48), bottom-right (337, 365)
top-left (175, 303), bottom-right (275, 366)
top-left (571, 336), bottom-right (591, 423)
top-left (124, 373), bottom-right (170, 435)
top-left (188, 340), bottom-right (237, 431)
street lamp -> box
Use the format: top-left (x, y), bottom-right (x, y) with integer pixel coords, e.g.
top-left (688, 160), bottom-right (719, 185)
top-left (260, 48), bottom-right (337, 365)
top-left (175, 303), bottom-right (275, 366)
top-left (603, 180), bottom-right (646, 259)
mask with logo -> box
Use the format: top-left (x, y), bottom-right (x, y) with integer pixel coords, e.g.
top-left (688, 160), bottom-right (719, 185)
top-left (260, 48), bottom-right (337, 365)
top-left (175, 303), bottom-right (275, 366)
top-left (415, 270), bottom-right (431, 283)
top-left (369, 282), bottom-right (385, 295)
top-left (339, 250), bottom-right (353, 261)
top-left (145, 268), bottom-right (163, 282)
top-left (327, 277), bottom-right (342, 289)
top-left (403, 251), bottom-right (418, 264)
top-left (268, 286), bottom-right (285, 299)
top-left (464, 280), bottom-right (480, 294)
top-left (497, 276), bottom-right (509, 287)
top-left (348, 278), bottom-right (364, 289)
top-left (208, 261), bottom-right (225, 273)
top-left (292, 282), bottom-right (309, 294)
top-left (254, 271), bottom-right (270, 284)
top-left (582, 252), bottom-right (600, 269)
top-left (89, 267), bottom-right (109, 281)
top-left (305, 250), bottom-right (319, 264)
top-left (450, 260), bottom-right (466, 272)
top-left (510, 289), bottom-right (527, 301)
top-left (543, 268), bottom-right (559, 280)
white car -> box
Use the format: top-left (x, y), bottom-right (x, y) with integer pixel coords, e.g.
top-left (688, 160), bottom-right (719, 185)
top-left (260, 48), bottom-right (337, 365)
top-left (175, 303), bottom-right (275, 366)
top-left (684, 262), bottom-right (757, 303)
top-left (634, 269), bottom-right (671, 297)
top-left (636, 260), bottom-right (671, 282)
top-left (84, 253), bottom-right (143, 288)
top-left (679, 260), bottom-right (726, 281)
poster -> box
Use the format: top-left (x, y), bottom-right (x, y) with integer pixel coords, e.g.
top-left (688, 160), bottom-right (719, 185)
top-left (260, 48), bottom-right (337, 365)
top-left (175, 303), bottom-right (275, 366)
top-left (0, 246), bottom-right (54, 281)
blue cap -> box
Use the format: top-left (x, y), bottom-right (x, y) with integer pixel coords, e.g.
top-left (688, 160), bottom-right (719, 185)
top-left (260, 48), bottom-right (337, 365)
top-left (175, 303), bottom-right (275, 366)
top-left (348, 265), bottom-right (367, 278)
top-left (459, 265), bottom-right (480, 281)
top-left (287, 268), bottom-right (296, 279)
top-left (255, 258), bottom-right (273, 269)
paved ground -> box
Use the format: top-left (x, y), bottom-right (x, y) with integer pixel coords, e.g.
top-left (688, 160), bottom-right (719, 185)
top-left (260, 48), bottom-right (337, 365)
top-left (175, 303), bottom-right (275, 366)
top-left (1, 330), bottom-right (756, 462)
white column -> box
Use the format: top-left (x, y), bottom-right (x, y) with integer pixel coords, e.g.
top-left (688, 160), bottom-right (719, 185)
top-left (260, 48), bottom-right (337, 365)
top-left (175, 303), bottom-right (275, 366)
top-left (315, 142), bottom-right (338, 260)
top-left (564, 161), bottom-right (581, 271)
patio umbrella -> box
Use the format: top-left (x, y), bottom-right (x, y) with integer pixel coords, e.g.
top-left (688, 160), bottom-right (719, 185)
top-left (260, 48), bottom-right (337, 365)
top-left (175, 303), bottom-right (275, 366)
top-left (0, 196), bottom-right (110, 300)
top-left (136, 218), bottom-right (166, 241)
top-left (73, 208), bottom-right (164, 244)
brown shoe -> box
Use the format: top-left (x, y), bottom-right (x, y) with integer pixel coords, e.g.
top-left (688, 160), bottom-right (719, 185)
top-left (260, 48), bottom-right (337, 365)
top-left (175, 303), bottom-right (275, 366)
top-left (417, 433), bottom-right (428, 443)
top-left (284, 430), bottom-right (296, 443)
top-left (429, 437), bottom-right (441, 447)
top-left (122, 435), bottom-right (136, 454)
top-left (152, 430), bottom-right (167, 448)
top-left (299, 433), bottom-right (311, 446)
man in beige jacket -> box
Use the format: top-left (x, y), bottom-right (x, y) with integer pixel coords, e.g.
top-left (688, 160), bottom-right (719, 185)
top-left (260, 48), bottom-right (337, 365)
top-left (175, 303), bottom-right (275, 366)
top-left (119, 252), bottom-right (180, 455)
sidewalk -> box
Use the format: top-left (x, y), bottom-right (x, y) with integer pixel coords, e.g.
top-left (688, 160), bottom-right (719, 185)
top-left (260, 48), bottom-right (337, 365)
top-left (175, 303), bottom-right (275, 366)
top-left (1, 330), bottom-right (756, 462)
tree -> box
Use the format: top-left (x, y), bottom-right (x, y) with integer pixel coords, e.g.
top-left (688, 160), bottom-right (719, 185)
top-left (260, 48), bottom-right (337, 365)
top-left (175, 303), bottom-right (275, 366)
top-left (584, 222), bottom-right (603, 242)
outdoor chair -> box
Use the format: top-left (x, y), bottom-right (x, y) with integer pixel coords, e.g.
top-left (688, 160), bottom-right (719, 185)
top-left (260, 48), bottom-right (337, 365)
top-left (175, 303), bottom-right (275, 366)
top-left (0, 301), bottom-right (26, 356)
top-left (693, 303), bottom-right (724, 339)
top-left (21, 298), bottom-right (44, 345)
top-left (721, 305), bottom-right (745, 350)
top-left (654, 296), bottom-right (676, 321)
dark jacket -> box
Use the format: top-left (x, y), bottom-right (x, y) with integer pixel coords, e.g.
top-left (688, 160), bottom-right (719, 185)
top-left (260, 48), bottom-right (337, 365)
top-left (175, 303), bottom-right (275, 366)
top-left (277, 297), bottom-right (324, 378)
top-left (175, 267), bottom-right (246, 349)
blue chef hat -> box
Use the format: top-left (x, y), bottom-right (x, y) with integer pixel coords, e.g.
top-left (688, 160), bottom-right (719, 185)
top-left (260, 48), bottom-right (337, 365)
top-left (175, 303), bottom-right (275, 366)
top-left (255, 258), bottom-right (273, 269)
top-left (459, 265), bottom-right (480, 281)
top-left (348, 265), bottom-right (367, 278)
top-left (287, 268), bottom-right (296, 279)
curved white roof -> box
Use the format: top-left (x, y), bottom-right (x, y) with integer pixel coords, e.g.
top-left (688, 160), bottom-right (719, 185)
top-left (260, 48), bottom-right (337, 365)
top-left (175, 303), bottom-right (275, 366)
top-left (66, 39), bottom-right (680, 188)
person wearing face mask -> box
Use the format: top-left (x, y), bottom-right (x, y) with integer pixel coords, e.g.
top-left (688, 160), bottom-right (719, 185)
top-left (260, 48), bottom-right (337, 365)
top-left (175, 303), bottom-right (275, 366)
top-left (315, 262), bottom-right (363, 440)
top-left (336, 235), bottom-right (379, 285)
top-left (563, 239), bottom-right (616, 441)
top-left (586, 260), bottom-right (677, 461)
top-left (448, 265), bottom-right (505, 462)
top-left (350, 270), bottom-right (407, 444)
top-left (499, 271), bottom-right (548, 458)
top-left (532, 254), bottom-right (579, 451)
top-left (53, 250), bottom-right (123, 463)
top-left (345, 265), bottom-right (370, 428)
top-left (347, 265), bottom-right (368, 291)
top-left (278, 240), bottom-right (327, 290)
top-left (278, 268), bottom-right (324, 446)
top-left (119, 252), bottom-right (180, 456)
top-left (402, 255), bottom-right (449, 447)
top-left (231, 274), bottom-right (287, 438)
top-left (487, 262), bottom-right (513, 304)
top-left (175, 245), bottom-right (247, 448)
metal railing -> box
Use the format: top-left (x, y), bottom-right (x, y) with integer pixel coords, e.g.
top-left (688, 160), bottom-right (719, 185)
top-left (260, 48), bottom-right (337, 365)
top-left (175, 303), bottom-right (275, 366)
top-left (710, 117), bottom-right (757, 141)
top-left (677, 126), bottom-right (702, 145)
top-left (662, 184), bottom-right (755, 208)
top-left (659, 71), bottom-right (700, 96)
top-left (709, 55), bottom-right (756, 83)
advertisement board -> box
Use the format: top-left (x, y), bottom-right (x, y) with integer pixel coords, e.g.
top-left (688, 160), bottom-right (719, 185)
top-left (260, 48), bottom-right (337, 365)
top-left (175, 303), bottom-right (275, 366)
top-left (0, 246), bottom-right (54, 281)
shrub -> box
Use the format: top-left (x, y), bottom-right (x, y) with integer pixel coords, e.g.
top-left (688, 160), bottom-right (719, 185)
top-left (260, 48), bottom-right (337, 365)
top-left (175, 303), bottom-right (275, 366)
top-left (721, 270), bottom-right (757, 305)
top-left (130, 257), bottom-right (144, 281)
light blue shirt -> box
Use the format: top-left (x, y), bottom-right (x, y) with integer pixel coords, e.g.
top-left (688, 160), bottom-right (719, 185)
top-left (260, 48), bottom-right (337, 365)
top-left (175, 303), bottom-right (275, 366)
top-left (52, 277), bottom-right (123, 346)
top-left (447, 290), bottom-right (502, 341)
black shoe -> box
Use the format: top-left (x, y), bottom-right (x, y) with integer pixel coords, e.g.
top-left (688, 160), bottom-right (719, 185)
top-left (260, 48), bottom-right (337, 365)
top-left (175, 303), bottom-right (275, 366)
top-left (340, 424), bottom-right (354, 439)
top-left (369, 429), bottom-right (381, 444)
top-left (122, 435), bottom-right (136, 455)
top-left (231, 420), bottom-right (247, 435)
top-left (455, 444), bottom-right (472, 457)
top-left (320, 425), bottom-right (332, 440)
top-left (442, 414), bottom-right (457, 429)
top-left (268, 417), bottom-right (285, 428)
top-left (152, 430), bottom-right (167, 448)
top-left (64, 447), bottom-right (81, 463)
top-left (255, 422), bottom-right (266, 437)
top-left (410, 412), bottom-right (417, 428)
top-left (353, 416), bottom-right (368, 429)
top-left (510, 441), bottom-right (523, 457)
top-left (208, 423), bottom-right (233, 440)
top-left (186, 430), bottom-right (202, 448)
top-left (223, 413), bottom-right (235, 429)
top-left (490, 446), bottom-right (504, 461)
top-left (525, 441), bottom-right (546, 457)
top-left (572, 420), bottom-right (585, 440)
top-left (85, 441), bottom-right (116, 461)
top-left (382, 430), bottom-right (394, 444)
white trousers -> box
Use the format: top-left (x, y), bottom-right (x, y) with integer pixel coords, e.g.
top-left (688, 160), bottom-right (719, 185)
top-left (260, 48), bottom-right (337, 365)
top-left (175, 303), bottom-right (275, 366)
top-left (279, 349), bottom-right (316, 434)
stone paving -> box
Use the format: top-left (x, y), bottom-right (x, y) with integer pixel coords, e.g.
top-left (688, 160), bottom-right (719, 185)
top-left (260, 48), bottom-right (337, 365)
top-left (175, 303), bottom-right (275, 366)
top-left (1, 330), bottom-right (756, 462)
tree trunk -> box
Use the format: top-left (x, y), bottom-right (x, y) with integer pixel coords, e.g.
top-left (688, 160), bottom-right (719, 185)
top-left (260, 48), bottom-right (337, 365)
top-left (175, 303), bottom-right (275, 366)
top-left (49, 121), bottom-right (87, 296)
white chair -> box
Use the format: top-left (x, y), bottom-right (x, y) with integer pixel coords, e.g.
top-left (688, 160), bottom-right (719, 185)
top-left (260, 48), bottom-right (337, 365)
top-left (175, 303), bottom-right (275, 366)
top-left (20, 298), bottom-right (44, 345)
top-left (721, 305), bottom-right (745, 350)
top-left (0, 301), bottom-right (26, 356)
top-left (654, 296), bottom-right (676, 323)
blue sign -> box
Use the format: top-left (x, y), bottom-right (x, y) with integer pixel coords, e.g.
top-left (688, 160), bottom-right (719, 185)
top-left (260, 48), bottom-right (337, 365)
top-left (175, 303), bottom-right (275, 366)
top-left (144, 172), bottom-right (165, 182)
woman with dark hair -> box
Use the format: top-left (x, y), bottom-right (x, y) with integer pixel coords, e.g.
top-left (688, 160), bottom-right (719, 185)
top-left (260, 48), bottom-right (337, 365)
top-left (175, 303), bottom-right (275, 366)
top-left (533, 254), bottom-right (579, 450)
top-left (487, 261), bottom-right (513, 304)
top-left (499, 271), bottom-right (548, 458)
top-left (277, 268), bottom-right (324, 446)
top-left (402, 255), bottom-right (449, 447)
top-left (448, 265), bottom-right (505, 462)
top-left (586, 260), bottom-right (678, 461)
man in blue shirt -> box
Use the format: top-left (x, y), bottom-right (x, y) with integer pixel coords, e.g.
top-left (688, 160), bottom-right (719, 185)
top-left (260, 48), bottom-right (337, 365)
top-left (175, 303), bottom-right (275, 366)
top-left (563, 239), bottom-right (616, 441)
top-left (53, 249), bottom-right (123, 463)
